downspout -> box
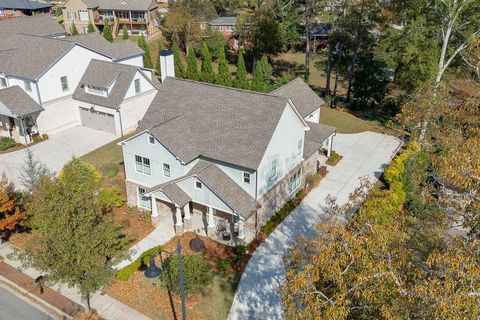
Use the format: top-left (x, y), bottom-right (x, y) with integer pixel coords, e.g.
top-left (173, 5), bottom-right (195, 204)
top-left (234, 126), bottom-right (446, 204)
top-left (255, 170), bottom-right (259, 235)
top-left (116, 107), bottom-right (124, 137)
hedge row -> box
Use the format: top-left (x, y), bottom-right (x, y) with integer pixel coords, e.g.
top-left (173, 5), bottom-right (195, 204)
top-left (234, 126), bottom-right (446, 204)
top-left (116, 245), bottom-right (163, 281)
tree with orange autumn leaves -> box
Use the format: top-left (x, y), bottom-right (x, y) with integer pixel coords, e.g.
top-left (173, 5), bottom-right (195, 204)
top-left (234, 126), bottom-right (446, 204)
top-left (0, 174), bottom-right (26, 232)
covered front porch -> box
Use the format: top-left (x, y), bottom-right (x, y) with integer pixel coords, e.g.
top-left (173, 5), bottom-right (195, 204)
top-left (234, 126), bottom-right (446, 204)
top-left (0, 86), bottom-right (43, 145)
top-left (150, 198), bottom-right (252, 246)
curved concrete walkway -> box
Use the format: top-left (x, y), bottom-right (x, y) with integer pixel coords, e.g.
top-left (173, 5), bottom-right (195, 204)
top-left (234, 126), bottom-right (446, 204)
top-left (228, 132), bottom-right (402, 320)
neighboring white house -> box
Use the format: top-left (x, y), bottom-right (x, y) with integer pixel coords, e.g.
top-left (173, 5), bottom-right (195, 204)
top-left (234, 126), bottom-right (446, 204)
top-left (120, 51), bottom-right (336, 245)
top-left (0, 16), bottom-right (154, 144)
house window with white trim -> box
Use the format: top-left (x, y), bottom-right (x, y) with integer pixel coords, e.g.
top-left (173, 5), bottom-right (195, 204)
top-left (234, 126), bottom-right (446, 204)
top-left (297, 138), bottom-right (302, 155)
top-left (0, 77), bottom-right (6, 88)
top-left (60, 76), bottom-right (69, 92)
top-left (134, 79), bottom-right (141, 94)
top-left (67, 11), bottom-right (76, 20)
top-left (148, 136), bottom-right (155, 144)
top-left (288, 169), bottom-right (302, 194)
top-left (243, 172), bottom-right (251, 184)
top-left (138, 187), bottom-right (152, 209)
top-left (135, 155), bottom-right (151, 175)
top-left (195, 181), bottom-right (203, 190)
top-left (163, 163), bottom-right (171, 177)
top-left (24, 81), bottom-right (32, 92)
top-left (79, 10), bottom-right (89, 21)
top-left (269, 159), bottom-right (277, 178)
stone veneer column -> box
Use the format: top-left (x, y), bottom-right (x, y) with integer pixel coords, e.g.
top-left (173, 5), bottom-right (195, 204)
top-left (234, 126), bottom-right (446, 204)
top-left (175, 206), bottom-right (184, 234)
top-left (183, 203), bottom-right (191, 231)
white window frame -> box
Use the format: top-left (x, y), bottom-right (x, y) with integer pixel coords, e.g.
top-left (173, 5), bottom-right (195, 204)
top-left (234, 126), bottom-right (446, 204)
top-left (24, 81), bottom-right (32, 92)
top-left (269, 159), bottom-right (277, 178)
top-left (60, 76), bottom-right (68, 92)
top-left (134, 78), bottom-right (141, 94)
top-left (67, 11), bottom-right (76, 20)
top-left (288, 169), bottom-right (302, 194)
top-left (79, 9), bottom-right (89, 21)
top-left (163, 163), bottom-right (171, 177)
top-left (297, 138), bottom-right (302, 155)
top-left (195, 181), bottom-right (203, 190)
top-left (148, 136), bottom-right (155, 145)
top-left (243, 172), bottom-right (251, 184)
top-left (135, 155), bottom-right (151, 175)
top-left (138, 187), bottom-right (152, 209)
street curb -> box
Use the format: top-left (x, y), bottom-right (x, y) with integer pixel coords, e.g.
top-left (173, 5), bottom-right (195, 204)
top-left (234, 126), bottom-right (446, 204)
top-left (0, 275), bottom-right (72, 320)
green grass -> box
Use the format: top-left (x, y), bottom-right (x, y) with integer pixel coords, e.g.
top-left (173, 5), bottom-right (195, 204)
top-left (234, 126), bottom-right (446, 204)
top-left (80, 135), bottom-right (129, 169)
top-left (320, 107), bottom-right (396, 135)
top-left (193, 274), bottom-right (238, 320)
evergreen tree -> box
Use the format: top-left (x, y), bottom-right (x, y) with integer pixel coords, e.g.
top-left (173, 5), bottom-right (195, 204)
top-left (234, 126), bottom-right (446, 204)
top-left (251, 56), bottom-right (272, 92)
top-left (122, 25), bottom-right (129, 39)
top-left (172, 40), bottom-right (185, 78)
top-left (87, 22), bottom-right (95, 33)
top-left (215, 48), bottom-right (233, 87)
top-left (186, 46), bottom-right (199, 80)
top-left (200, 43), bottom-right (214, 83)
top-left (138, 34), bottom-right (153, 69)
top-left (20, 149), bottom-right (50, 193)
top-left (234, 49), bottom-right (249, 89)
top-left (102, 20), bottom-right (113, 42)
top-left (71, 22), bottom-right (79, 35)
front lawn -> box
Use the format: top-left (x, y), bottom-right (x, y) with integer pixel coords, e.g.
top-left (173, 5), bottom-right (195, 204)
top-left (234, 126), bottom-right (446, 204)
top-left (106, 232), bottom-right (241, 320)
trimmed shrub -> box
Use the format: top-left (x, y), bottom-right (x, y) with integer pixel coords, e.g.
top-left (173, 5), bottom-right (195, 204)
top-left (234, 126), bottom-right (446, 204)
top-left (160, 255), bottom-right (212, 293)
top-left (32, 135), bottom-right (42, 143)
top-left (217, 259), bottom-right (231, 272)
top-left (115, 245), bottom-right (162, 281)
top-left (99, 186), bottom-right (125, 208)
top-left (233, 245), bottom-right (247, 257)
top-left (326, 151), bottom-right (343, 166)
top-left (0, 137), bottom-right (15, 150)
top-left (41, 134), bottom-right (49, 140)
top-left (100, 162), bottom-right (119, 178)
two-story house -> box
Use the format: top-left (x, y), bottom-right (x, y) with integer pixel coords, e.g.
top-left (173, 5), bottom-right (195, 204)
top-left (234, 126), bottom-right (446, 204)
top-left (62, 0), bottom-right (159, 36)
top-left (121, 50), bottom-right (336, 244)
top-left (0, 18), bottom-right (156, 144)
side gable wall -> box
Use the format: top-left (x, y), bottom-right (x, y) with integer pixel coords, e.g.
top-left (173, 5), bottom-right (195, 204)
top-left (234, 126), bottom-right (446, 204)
top-left (256, 102), bottom-right (306, 197)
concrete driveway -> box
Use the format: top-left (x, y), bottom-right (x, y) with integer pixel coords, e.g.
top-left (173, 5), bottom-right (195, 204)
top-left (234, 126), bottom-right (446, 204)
top-left (228, 131), bottom-right (402, 320)
top-left (0, 126), bottom-right (116, 188)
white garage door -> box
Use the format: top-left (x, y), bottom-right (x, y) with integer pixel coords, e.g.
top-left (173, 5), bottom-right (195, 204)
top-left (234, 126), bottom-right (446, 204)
top-left (79, 107), bottom-right (116, 135)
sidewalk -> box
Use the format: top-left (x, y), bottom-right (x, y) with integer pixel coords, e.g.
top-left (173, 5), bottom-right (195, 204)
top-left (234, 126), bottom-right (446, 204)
top-left (0, 243), bottom-right (151, 320)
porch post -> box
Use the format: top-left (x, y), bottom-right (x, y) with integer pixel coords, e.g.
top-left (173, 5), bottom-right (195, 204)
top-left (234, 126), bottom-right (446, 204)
top-left (151, 197), bottom-right (158, 218)
top-left (327, 134), bottom-right (334, 157)
top-left (183, 203), bottom-right (191, 231)
top-left (175, 205), bottom-right (184, 234)
top-left (207, 206), bottom-right (215, 229)
top-left (238, 218), bottom-right (245, 240)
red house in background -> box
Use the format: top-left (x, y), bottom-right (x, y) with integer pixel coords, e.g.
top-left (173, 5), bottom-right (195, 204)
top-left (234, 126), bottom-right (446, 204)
top-left (201, 16), bottom-right (238, 51)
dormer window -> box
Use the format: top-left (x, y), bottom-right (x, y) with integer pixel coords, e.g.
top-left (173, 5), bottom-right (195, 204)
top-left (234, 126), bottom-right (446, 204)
top-left (85, 85), bottom-right (108, 97)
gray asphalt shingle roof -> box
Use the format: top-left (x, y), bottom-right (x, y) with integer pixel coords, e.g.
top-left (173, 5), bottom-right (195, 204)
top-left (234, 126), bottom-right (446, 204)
top-left (72, 59), bottom-right (150, 108)
top-left (0, 0), bottom-right (52, 10)
top-left (271, 77), bottom-right (325, 117)
top-left (149, 160), bottom-right (260, 219)
top-left (83, 0), bottom-right (156, 11)
top-left (0, 14), bottom-right (64, 40)
top-left (303, 122), bottom-right (336, 158)
top-left (64, 33), bottom-right (144, 60)
top-left (140, 78), bottom-right (291, 170)
top-left (208, 16), bottom-right (236, 26)
top-left (0, 86), bottom-right (43, 117)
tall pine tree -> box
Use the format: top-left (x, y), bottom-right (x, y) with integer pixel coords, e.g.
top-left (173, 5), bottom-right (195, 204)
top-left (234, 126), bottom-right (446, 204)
top-left (122, 25), bottom-right (129, 39)
top-left (138, 34), bottom-right (153, 69)
top-left (215, 47), bottom-right (233, 87)
top-left (87, 22), bottom-right (95, 33)
top-left (186, 46), bottom-right (199, 81)
top-left (102, 20), bottom-right (113, 42)
top-left (234, 49), bottom-right (249, 89)
top-left (172, 40), bottom-right (185, 78)
top-left (71, 22), bottom-right (79, 35)
top-left (251, 56), bottom-right (272, 92)
top-left (200, 43), bottom-right (215, 83)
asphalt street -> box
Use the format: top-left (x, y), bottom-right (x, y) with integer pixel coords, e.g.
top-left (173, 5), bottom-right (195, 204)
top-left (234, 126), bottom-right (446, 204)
top-left (0, 287), bottom-right (52, 320)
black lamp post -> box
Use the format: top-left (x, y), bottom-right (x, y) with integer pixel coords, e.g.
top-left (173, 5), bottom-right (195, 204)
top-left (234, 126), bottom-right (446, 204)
top-left (145, 239), bottom-right (187, 320)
